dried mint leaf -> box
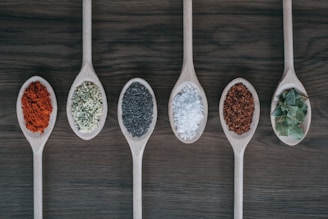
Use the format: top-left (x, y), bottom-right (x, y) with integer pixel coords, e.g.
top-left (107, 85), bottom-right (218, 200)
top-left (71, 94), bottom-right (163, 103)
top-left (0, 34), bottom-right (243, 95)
top-left (272, 106), bottom-right (283, 117)
top-left (289, 125), bottom-right (304, 140)
top-left (275, 118), bottom-right (288, 136)
top-left (272, 88), bottom-right (308, 140)
top-left (285, 88), bottom-right (296, 105)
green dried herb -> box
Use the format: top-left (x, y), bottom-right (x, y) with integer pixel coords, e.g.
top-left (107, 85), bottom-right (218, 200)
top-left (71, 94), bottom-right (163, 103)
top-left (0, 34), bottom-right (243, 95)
top-left (272, 88), bottom-right (308, 140)
top-left (71, 81), bottom-right (103, 132)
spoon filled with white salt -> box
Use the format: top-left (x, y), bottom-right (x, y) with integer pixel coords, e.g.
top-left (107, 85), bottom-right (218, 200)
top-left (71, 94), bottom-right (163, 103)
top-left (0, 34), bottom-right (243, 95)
top-left (17, 76), bottom-right (57, 219)
top-left (219, 78), bottom-right (260, 219)
top-left (67, 0), bottom-right (107, 140)
top-left (270, 0), bottom-right (311, 146)
top-left (118, 78), bottom-right (157, 219)
top-left (168, 0), bottom-right (208, 144)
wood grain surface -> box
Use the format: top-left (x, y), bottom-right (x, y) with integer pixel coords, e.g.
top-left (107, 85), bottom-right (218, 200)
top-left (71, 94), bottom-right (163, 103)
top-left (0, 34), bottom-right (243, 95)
top-left (0, 0), bottom-right (327, 218)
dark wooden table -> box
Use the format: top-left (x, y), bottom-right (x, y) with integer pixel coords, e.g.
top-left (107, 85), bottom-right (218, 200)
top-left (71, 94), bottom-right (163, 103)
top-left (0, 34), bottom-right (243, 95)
top-left (0, 0), bottom-right (327, 218)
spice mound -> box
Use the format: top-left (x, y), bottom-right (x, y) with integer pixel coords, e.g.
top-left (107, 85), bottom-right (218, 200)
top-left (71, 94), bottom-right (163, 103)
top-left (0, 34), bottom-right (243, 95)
top-left (272, 88), bottom-right (308, 140)
top-left (71, 81), bottom-right (103, 132)
top-left (22, 81), bottom-right (53, 133)
top-left (223, 82), bottom-right (254, 135)
top-left (122, 82), bottom-right (154, 138)
top-left (172, 83), bottom-right (204, 141)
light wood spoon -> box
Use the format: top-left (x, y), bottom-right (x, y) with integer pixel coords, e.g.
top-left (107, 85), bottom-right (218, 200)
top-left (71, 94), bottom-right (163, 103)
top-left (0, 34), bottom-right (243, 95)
top-left (270, 0), bottom-right (311, 146)
top-left (17, 76), bottom-right (57, 219)
top-left (168, 0), bottom-right (208, 144)
top-left (117, 78), bottom-right (157, 219)
top-left (67, 0), bottom-right (108, 140)
top-left (219, 78), bottom-right (260, 219)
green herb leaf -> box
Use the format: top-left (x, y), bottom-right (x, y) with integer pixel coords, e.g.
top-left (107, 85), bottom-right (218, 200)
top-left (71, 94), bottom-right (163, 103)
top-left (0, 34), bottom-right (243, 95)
top-left (273, 88), bottom-right (308, 140)
top-left (287, 105), bottom-right (299, 120)
top-left (280, 103), bottom-right (289, 113)
top-left (302, 103), bottom-right (308, 114)
top-left (289, 125), bottom-right (304, 140)
top-left (295, 108), bottom-right (306, 123)
top-left (275, 119), bottom-right (288, 136)
top-left (286, 117), bottom-right (297, 126)
top-left (272, 106), bottom-right (283, 117)
top-left (286, 88), bottom-right (296, 105)
top-left (281, 90), bottom-right (288, 101)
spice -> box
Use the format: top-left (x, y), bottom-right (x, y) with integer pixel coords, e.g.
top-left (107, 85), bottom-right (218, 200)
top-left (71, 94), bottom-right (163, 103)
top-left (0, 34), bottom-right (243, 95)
top-left (21, 81), bottom-right (52, 133)
top-left (71, 81), bottom-right (103, 132)
top-left (272, 88), bottom-right (308, 140)
top-left (122, 82), bottom-right (153, 137)
top-left (223, 82), bottom-right (254, 135)
top-left (172, 83), bottom-right (204, 140)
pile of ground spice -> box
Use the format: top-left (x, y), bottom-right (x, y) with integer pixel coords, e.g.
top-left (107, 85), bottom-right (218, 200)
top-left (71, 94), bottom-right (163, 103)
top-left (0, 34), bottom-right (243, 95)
top-left (21, 81), bottom-right (52, 133)
top-left (223, 82), bottom-right (254, 135)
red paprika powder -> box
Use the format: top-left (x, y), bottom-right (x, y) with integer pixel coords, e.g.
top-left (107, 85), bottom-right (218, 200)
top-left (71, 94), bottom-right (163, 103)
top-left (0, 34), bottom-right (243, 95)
top-left (21, 81), bottom-right (52, 133)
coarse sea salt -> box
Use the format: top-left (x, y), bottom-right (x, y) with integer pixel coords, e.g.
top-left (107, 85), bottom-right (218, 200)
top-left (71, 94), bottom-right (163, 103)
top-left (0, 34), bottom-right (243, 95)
top-left (172, 83), bottom-right (204, 141)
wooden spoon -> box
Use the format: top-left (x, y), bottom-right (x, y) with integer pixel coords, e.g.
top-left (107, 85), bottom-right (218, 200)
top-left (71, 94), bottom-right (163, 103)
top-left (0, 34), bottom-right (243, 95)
top-left (117, 78), bottom-right (157, 219)
top-left (168, 0), bottom-right (208, 144)
top-left (270, 0), bottom-right (311, 146)
top-left (66, 0), bottom-right (108, 140)
top-left (17, 76), bottom-right (57, 219)
top-left (219, 78), bottom-right (260, 219)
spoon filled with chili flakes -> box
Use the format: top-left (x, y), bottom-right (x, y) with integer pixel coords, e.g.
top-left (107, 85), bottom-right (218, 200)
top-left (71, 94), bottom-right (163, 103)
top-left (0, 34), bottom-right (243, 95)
top-left (219, 78), bottom-right (260, 219)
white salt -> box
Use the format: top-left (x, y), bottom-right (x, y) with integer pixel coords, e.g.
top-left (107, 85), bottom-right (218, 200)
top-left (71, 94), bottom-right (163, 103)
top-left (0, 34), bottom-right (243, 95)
top-left (172, 83), bottom-right (204, 140)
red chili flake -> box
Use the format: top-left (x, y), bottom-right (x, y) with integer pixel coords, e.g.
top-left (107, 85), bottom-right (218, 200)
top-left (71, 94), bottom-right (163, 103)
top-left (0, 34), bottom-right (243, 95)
top-left (223, 82), bottom-right (254, 135)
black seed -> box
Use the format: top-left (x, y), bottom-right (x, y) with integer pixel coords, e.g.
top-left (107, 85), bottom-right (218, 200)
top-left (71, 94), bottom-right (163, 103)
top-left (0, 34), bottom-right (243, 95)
top-left (122, 82), bottom-right (153, 137)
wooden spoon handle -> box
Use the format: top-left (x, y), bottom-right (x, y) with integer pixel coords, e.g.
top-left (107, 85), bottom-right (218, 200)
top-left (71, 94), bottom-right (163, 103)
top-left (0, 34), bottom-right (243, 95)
top-left (133, 157), bottom-right (143, 219)
top-left (234, 154), bottom-right (244, 219)
top-left (33, 152), bottom-right (43, 219)
top-left (283, 0), bottom-right (294, 71)
top-left (83, 0), bottom-right (92, 65)
top-left (183, 0), bottom-right (193, 65)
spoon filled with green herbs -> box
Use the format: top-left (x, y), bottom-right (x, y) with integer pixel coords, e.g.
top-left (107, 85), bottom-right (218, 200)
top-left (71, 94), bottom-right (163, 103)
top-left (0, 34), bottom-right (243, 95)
top-left (270, 0), bottom-right (311, 146)
top-left (67, 0), bottom-right (107, 140)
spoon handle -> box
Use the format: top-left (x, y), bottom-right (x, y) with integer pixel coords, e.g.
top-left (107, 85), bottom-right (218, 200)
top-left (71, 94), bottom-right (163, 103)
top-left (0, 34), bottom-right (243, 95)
top-left (234, 153), bottom-right (244, 219)
top-left (83, 0), bottom-right (92, 65)
top-left (183, 0), bottom-right (193, 66)
top-left (283, 0), bottom-right (294, 71)
top-left (33, 152), bottom-right (43, 219)
top-left (133, 157), bottom-right (143, 219)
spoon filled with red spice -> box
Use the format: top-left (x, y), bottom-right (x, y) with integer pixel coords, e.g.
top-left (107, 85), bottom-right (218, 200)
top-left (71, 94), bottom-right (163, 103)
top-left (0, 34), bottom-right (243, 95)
top-left (219, 78), bottom-right (260, 219)
top-left (17, 76), bottom-right (57, 219)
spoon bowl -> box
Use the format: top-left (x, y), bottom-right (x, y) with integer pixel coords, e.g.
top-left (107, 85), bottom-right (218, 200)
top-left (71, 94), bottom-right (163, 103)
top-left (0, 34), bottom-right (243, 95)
top-left (118, 78), bottom-right (157, 153)
top-left (219, 77), bottom-right (260, 219)
top-left (118, 78), bottom-right (157, 219)
top-left (270, 70), bottom-right (311, 146)
top-left (66, 0), bottom-right (108, 140)
top-left (17, 76), bottom-right (58, 152)
top-left (66, 64), bottom-right (108, 140)
top-left (168, 0), bottom-right (208, 144)
top-left (219, 78), bottom-right (260, 150)
top-left (270, 0), bottom-right (311, 146)
top-left (17, 76), bottom-right (57, 219)
top-left (168, 78), bottom-right (208, 144)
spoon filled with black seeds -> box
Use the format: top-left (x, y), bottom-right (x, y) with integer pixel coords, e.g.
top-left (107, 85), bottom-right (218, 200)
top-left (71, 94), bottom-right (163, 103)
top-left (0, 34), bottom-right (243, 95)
top-left (118, 78), bottom-right (157, 219)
